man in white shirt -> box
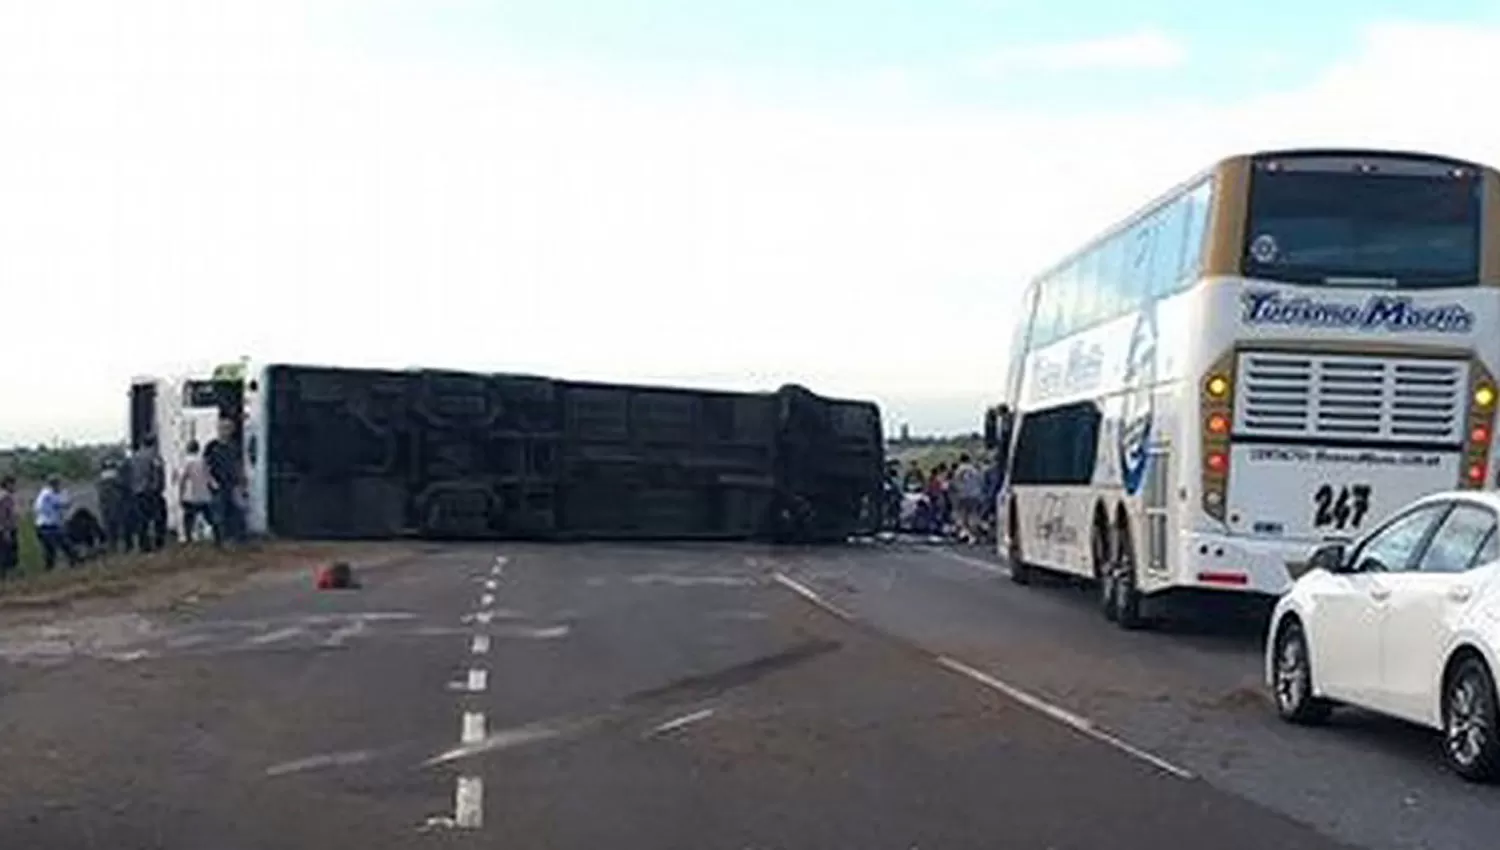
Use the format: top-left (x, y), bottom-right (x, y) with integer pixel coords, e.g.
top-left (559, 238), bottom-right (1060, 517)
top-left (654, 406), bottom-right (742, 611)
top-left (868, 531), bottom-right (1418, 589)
top-left (33, 476), bottom-right (79, 570)
top-left (178, 440), bottom-right (214, 542)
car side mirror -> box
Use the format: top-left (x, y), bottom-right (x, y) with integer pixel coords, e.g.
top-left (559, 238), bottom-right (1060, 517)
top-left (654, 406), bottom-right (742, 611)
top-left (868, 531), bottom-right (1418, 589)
top-left (1308, 542), bottom-right (1349, 573)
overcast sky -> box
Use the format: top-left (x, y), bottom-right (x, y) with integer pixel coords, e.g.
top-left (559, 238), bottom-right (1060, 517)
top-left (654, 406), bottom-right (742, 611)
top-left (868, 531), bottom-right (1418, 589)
top-left (4, 1), bottom-right (1500, 445)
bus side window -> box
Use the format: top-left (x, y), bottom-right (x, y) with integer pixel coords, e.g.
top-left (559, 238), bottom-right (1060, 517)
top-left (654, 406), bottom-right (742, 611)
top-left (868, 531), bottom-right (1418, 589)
top-left (1150, 198), bottom-right (1190, 298)
top-left (1180, 179), bottom-right (1214, 283)
top-left (1054, 265), bottom-right (1078, 340)
top-left (1096, 235), bottom-right (1127, 324)
top-left (1009, 402), bottom-right (1102, 486)
top-left (1054, 262), bottom-right (1084, 335)
top-left (1123, 215), bottom-right (1155, 308)
top-left (1074, 252), bottom-right (1099, 333)
top-left (1034, 275), bottom-right (1060, 348)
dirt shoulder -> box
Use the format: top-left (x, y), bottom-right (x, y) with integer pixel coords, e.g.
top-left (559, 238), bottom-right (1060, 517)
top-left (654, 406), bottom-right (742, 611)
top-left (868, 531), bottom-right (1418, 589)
top-left (0, 540), bottom-right (429, 628)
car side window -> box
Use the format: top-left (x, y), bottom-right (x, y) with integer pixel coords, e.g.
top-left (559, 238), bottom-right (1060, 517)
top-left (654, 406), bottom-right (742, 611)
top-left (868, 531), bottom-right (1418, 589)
top-left (1415, 505), bottom-right (1499, 574)
top-left (1476, 526), bottom-right (1499, 567)
top-left (1353, 503), bottom-right (1448, 573)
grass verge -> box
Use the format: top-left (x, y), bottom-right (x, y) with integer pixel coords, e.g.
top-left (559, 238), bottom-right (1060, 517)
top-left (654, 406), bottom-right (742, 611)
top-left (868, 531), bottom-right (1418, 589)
top-left (0, 538), bottom-right (416, 613)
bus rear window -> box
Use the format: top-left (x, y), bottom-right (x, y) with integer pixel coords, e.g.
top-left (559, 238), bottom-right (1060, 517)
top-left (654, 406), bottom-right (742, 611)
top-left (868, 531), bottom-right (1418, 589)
top-left (1244, 163), bottom-right (1481, 288)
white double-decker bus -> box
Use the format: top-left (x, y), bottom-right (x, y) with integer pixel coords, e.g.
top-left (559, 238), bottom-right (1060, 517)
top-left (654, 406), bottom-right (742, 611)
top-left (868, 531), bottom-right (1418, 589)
top-left (994, 148), bottom-right (1500, 628)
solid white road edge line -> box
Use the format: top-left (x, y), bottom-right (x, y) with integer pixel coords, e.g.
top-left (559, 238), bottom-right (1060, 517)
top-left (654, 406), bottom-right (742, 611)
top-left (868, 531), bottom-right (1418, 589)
top-left (935, 549), bottom-right (1011, 577)
top-left (466, 668), bottom-right (488, 693)
top-left (454, 776), bottom-right (483, 828)
top-left (934, 655), bottom-right (1193, 780)
top-left (462, 711), bottom-right (486, 745)
top-left (471, 634), bottom-right (491, 655)
top-left (771, 572), bottom-right (855, 621)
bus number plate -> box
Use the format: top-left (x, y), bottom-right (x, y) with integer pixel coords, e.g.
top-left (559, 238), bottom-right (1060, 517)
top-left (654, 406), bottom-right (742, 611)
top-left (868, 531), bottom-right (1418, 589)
top-left (1312, 484), bottom-right (1372, 531)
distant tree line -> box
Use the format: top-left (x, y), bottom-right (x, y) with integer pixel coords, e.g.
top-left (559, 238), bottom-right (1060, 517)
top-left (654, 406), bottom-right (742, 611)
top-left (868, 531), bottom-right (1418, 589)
top-left (0, 443), bottom-right (122, 483)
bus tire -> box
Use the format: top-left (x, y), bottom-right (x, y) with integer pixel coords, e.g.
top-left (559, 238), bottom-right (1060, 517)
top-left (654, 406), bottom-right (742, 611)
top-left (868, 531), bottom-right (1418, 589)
top-left (1109, 516), bottom-right (1145, 630)
top-left (1092, 518), bottom-right (1116, 621)
top-left (1007, 505), bottom-right (1032, 585)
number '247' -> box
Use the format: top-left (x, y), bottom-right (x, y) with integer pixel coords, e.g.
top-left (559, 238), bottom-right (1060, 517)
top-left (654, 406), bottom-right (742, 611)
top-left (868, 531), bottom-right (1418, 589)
top-left (1313, 484), bottom-right (1372, 531)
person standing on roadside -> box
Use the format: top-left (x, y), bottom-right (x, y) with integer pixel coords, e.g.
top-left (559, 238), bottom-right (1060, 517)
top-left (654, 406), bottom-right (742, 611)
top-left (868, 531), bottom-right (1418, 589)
top-left (950, 453), bottom-right (985, 541)
top-left (33, 475), bottom-right (79, 570)
top-left (129, 436), bottom-right (168, 551)
top-left (204, 418), bottom-right (245, 546)
top-left (177, 440), bottom-right (214, 543)
top-left (0, 475), bottom-right (19, 576)
top-left (97, 457), bottom-right (128, 553)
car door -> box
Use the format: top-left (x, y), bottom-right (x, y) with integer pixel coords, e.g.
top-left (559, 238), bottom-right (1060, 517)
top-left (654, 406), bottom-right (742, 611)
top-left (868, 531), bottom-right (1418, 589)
top-left (1308, 502), bottom-right (1449, 706)
top-left (1378, 502), bottom-right (1499, 725)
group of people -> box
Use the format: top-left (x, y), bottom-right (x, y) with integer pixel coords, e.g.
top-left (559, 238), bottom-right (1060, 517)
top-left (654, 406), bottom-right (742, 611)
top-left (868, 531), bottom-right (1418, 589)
top-left (0, 418), bottom-right (248, 576)
top-left (885, 451), bottom-right (1005, 542)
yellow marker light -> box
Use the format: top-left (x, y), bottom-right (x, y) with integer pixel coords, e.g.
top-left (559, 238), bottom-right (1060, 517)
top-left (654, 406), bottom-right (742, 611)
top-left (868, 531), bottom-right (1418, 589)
top-left (1206, 375), bottom-right (1229, 398)
top-left (1476, 385), bottom-right (1496, 409)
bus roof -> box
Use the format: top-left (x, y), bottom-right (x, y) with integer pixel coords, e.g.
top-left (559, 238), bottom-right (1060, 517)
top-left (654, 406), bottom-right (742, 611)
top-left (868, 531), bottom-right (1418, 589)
top-left (1245, 146), bottom-right (1490, 172)
top-left (1014, 145), bottom-right (1498, 297)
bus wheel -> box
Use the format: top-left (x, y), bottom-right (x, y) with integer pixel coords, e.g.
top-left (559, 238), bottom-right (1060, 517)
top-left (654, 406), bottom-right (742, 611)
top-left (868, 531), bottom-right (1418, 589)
top-left (1107, 519), bottom-right (1145, 630)
top-left (1092, 520), bottom-right (1116, 621)
top-left (1008, 506), bottom-right (1032, 585)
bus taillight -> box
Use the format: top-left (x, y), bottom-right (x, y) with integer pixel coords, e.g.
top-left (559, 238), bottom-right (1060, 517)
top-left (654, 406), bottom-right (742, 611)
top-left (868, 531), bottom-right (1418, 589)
top-left (1201, 351), bottom-right (1237, 521)
top-left (1464, 360), bottom-right (1497, 490)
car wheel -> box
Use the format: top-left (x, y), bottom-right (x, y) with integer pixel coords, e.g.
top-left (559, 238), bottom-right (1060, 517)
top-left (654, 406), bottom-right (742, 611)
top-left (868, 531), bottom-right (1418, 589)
top-left (1272, 620), bottom-right (1332, 725)
top-left (1442, 656), bottom-right (1500, 782)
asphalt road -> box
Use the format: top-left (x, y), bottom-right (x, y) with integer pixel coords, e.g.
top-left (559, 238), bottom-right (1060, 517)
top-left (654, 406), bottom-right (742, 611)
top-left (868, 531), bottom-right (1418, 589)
top-left (0, 540), bottom-right (1490, 849)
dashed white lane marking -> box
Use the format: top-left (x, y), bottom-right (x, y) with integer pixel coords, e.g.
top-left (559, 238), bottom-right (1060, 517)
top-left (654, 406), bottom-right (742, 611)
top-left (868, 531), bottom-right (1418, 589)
top-left (462, 711), bottom-right (486, 744)
top-left (480, 592), bottom-right (495, 607)
top-left (471, 634), bottom-right (490, 655)
top-left (247, 626), bottom-right (305, 646)
top-left (649, 708), bottom-right (715, 736)
top-left (265, 749), bottom-right (375, 777)
top-left (771, 572), bottom-right (856, 621)
top-left (425, 719), bottom-right (572, 766)
top-left (466, 668), bottom-right (488, 693)
top-left (935, 655), bottom-right (1194, 780)
top-left (484, 578), bottom-right (498, 591)
top-left (935, 549), bottom-right (1011, 577)
top-left (454, 776), bottom-right (484, 828)
top-left (475, 610), bottom-right (494, 625)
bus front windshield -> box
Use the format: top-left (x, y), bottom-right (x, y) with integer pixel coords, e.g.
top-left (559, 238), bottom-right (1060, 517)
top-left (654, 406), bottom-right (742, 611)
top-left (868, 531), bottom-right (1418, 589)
top-left (1243, 166), bottom-right (1481, 288)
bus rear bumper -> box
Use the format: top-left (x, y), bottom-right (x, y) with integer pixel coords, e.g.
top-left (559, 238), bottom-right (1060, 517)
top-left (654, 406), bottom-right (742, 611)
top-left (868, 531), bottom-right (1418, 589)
top-left (1172, 532), bottom-right (1313, 596)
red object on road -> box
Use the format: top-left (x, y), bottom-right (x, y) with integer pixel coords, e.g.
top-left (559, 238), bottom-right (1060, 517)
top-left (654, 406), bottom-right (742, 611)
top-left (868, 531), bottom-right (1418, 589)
top-left (316, 562), bottom-right (356, 590)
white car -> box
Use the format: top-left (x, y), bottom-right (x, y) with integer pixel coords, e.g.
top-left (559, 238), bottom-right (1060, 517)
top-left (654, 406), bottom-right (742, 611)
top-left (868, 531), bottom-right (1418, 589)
top-left (1266, 490), bottom-right (1500, 782)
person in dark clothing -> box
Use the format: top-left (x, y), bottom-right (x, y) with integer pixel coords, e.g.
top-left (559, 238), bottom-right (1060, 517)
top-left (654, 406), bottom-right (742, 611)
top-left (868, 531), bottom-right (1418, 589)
top-left (204, 418), bottom-right (245, 546)
top-left (0, 475), bottom-right (19, 576)
top-left (129, 437), bottom-right (168, 551)
top-left (97, 458), bottom-right (129, 553)
top-left (65, 507), bottom-right (106, 558)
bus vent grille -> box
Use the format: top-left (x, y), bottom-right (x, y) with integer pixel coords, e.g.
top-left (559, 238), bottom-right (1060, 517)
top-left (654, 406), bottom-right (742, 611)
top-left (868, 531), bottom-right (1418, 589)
top-left (1234, 352), bottom-right (1467, 444)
